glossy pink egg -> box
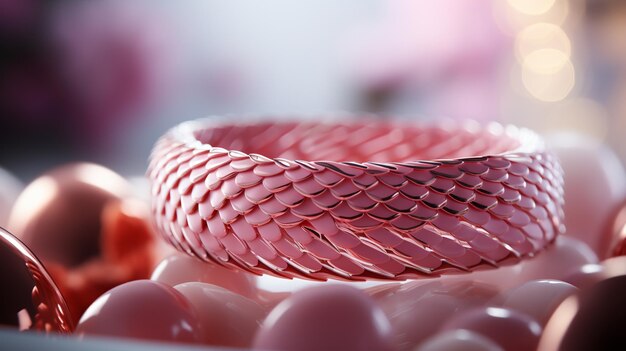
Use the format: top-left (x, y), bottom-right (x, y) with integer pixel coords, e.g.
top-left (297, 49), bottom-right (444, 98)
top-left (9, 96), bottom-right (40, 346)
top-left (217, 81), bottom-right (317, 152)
top-left (174, 282), bottom-right (264, 347)
top-left (151, 253), bottom-right (256, 299)
top-left (441, 307), bottom-right (542, 351)
top-left (499, 280), bottom-right (577, 325)
top-left (253, 285), bottom-right (393, 351)
top-left (549, 134), bottom-right (626, 256)
top-left (76, 280), bottom-right (202, 343)
top-left (418, 330), bottom-right (503, 351)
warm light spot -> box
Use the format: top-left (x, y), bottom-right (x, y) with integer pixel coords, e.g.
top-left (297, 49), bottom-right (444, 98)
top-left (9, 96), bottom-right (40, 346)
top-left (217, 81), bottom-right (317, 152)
top-left (8, 176), bottom-right (59, 234)
top-left (493, 0), bottom-right (568, 35)
top-left (516, 23), bottom-right (571, 62)
top-left (522, 49), bottom-right (575, 102)
top-left (73, 164), bottom-right (129, 196)
top-left (507, 0), bottom-right (556, 16)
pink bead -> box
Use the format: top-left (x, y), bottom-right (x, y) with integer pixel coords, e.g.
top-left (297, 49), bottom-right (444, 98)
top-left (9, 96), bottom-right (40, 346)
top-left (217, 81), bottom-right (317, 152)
top-left (499, 280), bottom-right (577, 325)
top-left (253, 285), bottom-right (393, 351)
top-left (518, 236), bottom-right (598, 281)
top-left (151, 253), bottom-right (256, 299)
top-left (441, 307), bottom-right (542, 351)
top-left (550, 134), bottom-right (626, 256)
top-left (76, 280), bottom-right (202, 343)
top-left (418, 330), bottom-right (503, 351)
top-left (174, 282), bottom-right (265, 348)
top-left (563, 256), bottom-right (626, 289)
top-left (370, 280), bottom-right (500, 351)
top-left (562, 264), bottom-right (608, 290)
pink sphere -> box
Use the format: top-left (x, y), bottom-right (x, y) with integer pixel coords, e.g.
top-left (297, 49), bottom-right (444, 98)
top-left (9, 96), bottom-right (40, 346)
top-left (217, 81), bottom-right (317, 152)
top-left (151, 253), bottom-right (256, 299)
top-left (499, 280), bottom-right (578, 325)
top-left (441, 307), bottom-right (542, 351)
top-left (549, 134), bottom-right (626, 256)
top-left (174, 282), bottom-right (265, 347)
top-left (378, 279), bottom-right (500, 351)
top-left (76, 280), bottom-right (202, 343)
top-left (518, 236), bottom-right (598, 281)
top-left (563, 256), bottom-right (626, 289)
top-left (253, 285), bottom-right (393, 351)
top-left (562, 263), bottom-right (608, 290)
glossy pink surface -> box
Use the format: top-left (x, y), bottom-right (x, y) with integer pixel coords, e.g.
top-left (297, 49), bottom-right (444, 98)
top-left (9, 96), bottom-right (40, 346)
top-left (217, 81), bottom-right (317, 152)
top-left (499, 280), bottom-right (577, 325)
top-left (563, 263), bottom-right (608, 290)
top-left (550, 134), bottom-right (626, 256)
top-left (441, 307), bottom-right (542, 351)
top-left (518, 236), bottom-right (598, 281)
top-left (149, 119), bottom-right (564, 280)
top-left (151, 253), bottom-right (256, 298)
top-left (418, 330), bottom-right (503, 351)
top-left (76, 280), bottom-right (202, 343)
top-left (253, 285), bottom-right (394, 351)
top-left (8, 163), bottom-right (131, 267)
top-left (0, 228), bottom-right (73, 333)
top-left (378, 280), bottom-right (500, 351)
top-left (174, 282), bottom-right (264, 347)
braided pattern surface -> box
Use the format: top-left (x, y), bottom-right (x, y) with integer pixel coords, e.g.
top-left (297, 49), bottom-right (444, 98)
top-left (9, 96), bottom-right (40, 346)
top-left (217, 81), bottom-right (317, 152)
top-left (149, 119), bottom-right (564, 281)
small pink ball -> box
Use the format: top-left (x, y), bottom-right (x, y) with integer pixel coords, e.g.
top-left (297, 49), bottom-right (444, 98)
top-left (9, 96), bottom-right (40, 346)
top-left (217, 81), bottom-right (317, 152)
top-left (378, 280), bottom-right (500, 351)
top-left (441, 307), bottom-right (542, 351)
top-left (151, 253), bottom-right (256, 299)
top-left (253, 285), bottom-right (393, 351)
top-left (562, 263), bottom-right (608, 290)
top-left (76, 280), bottom-right (202, 343)
top-left (518, 236), bottom-right (598, 281)
top-left (174, 282), bottom-right (265, 348)
top-left (549, 134), bottom-right (626, 256)
top-left (499, 280), bottom-right (578, 325)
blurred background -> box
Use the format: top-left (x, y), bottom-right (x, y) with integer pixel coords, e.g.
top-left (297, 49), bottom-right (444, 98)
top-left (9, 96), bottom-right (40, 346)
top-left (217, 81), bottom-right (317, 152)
top-left (1, 0), bottom-right (624, 180)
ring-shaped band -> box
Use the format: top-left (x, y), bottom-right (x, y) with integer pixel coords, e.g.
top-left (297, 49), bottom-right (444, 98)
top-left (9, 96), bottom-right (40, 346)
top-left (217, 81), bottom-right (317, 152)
top-left (148, 118), bottom-right (564, 281)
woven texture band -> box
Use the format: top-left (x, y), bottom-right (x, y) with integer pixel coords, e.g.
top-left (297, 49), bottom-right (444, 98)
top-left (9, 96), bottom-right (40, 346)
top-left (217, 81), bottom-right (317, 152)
top-left (149, 119), bottom-right (564, 281)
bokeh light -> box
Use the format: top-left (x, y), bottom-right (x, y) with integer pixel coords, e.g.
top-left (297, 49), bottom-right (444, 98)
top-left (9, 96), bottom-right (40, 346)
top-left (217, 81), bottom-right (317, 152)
top-left (516, 23), bottom-right (571, 62)
top-left (522, 49), bottom-right (575, 102)
top-left (507, 0), bottom-right (556, 16)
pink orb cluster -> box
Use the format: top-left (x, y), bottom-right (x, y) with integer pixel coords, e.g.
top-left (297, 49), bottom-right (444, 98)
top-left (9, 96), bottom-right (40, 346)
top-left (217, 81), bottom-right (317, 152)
top-left (1, 131), bottom-right (626, 350)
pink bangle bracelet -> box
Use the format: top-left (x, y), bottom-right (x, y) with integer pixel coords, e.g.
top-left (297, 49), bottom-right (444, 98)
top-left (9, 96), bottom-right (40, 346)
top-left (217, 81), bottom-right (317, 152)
top-left (148, 118), bottom-right (564, 281)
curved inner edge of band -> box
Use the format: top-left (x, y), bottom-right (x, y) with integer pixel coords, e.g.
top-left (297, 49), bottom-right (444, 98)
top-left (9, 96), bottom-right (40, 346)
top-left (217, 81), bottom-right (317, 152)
top-left (188, 120), bottom-right (532, 163)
